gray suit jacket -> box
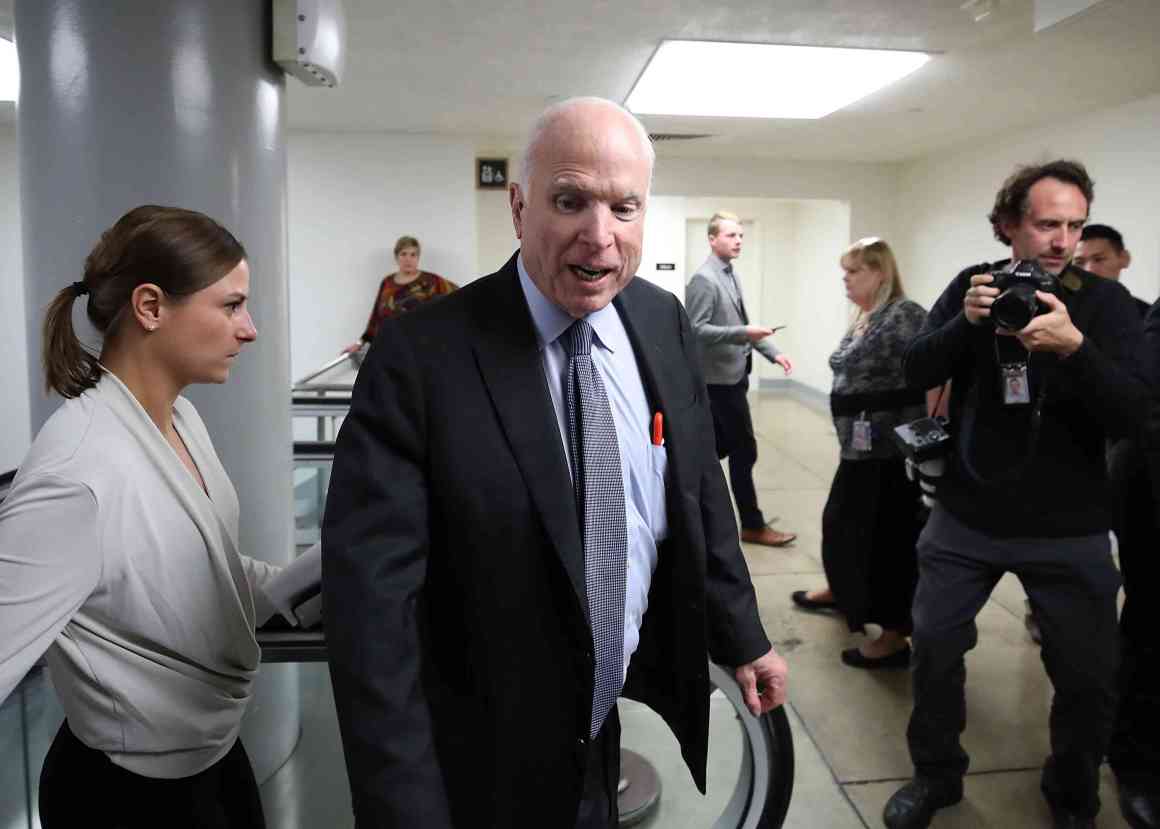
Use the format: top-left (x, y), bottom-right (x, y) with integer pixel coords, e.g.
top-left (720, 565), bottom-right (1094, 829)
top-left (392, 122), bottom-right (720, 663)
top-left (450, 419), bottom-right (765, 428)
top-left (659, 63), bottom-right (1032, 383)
top-left (685, 254), bottom-right (780, 386)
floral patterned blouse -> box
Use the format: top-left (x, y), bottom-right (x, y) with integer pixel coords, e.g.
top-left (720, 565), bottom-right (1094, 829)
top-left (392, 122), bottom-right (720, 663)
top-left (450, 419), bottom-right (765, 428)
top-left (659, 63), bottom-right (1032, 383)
top-left (360, 271), bottom-right (458, 343)
top-left (829, 298), bottom-right (928, 460)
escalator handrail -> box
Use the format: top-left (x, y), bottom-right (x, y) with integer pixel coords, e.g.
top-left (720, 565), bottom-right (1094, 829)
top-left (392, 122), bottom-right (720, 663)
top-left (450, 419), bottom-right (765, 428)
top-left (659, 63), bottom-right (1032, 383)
top-left (292, 395), bottom-right (353, 407)
top-left (255, 624), bottom-right (794, 828)
top-left (293, 349), bottom-right (364, 389)
top-left (0, 468), bottom-right (15, 503)
top-left (293, 352), bottom-right (355, 387)
top-left (294, 441), bottom-right (337, 460)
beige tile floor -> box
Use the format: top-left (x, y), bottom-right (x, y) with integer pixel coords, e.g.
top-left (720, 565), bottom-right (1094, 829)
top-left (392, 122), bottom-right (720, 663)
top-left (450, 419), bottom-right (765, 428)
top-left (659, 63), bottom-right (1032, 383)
top-left (739, 390), bottom-right (1132, 828)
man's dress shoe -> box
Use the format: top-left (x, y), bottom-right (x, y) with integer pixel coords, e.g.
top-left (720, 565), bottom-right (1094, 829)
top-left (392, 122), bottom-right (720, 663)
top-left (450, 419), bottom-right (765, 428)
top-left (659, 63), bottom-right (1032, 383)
top-left (740, 526), bottom-right (796, 547)
top-left (1119, 778), bottom-right (1160, 829)
top-left (883, 777), bottom-right (963, 829)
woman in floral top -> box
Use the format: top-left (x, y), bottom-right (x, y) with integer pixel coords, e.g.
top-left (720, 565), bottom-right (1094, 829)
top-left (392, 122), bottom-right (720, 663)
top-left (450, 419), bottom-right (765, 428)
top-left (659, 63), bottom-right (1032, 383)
top-left (792, 238), bottom-right (930, 669)
top-left (344, 235), bottom-right (458, 352)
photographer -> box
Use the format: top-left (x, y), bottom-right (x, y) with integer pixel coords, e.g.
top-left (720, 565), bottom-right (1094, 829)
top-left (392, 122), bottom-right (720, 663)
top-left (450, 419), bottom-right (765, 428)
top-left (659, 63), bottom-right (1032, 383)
top-left (882, 160), bottom-right (1148, 829)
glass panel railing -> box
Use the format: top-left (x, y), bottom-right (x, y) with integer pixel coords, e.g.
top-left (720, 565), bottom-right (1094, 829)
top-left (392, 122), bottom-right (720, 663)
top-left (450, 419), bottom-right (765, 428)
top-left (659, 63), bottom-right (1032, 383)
top-left (1, 470), bottom-right (65, 829)
top-left (256, 628), bottom-right (794, 827)
top-left (293, 351), bottom-right (360, 444)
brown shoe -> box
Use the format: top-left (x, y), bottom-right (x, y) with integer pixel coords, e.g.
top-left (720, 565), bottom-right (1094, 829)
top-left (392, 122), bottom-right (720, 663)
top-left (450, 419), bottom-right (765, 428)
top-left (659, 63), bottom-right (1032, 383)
top-left (740, 526), bottom-right (796, 547)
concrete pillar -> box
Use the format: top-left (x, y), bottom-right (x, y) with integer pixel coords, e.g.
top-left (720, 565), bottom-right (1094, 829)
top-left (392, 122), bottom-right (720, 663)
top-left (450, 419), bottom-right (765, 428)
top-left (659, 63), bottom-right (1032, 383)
top-left (15, 0), bottom-right (298, 782)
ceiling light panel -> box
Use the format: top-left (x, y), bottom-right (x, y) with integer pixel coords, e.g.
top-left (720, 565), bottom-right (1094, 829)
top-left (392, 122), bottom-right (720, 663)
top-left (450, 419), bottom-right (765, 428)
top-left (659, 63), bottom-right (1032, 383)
top-left (626, 40), bottom-right (931, 120)
top-left (0, 38), bottom-right (16, 103)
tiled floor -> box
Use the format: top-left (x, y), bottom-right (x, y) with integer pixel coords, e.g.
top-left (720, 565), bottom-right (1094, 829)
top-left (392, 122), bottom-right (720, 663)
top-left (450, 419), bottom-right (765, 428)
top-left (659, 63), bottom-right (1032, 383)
top-left (737, 391), bottom-right (1133, 828)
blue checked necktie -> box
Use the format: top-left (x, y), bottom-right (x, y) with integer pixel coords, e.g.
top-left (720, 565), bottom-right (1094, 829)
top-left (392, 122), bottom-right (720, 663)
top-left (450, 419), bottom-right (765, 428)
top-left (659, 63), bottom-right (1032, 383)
top-left (561, 319), bottom-right (627, 739)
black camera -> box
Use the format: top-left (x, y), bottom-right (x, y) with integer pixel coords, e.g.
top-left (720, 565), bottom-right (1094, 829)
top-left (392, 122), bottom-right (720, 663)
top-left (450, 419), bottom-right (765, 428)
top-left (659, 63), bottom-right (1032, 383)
top-left (989, 259), bottom-right (1059, 331)
top-left (893, 416), bottom-right (951, 463)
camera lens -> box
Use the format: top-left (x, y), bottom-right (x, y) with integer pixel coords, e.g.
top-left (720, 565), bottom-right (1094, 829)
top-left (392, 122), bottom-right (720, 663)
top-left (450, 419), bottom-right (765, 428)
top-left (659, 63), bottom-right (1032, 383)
top-left (992, 286), bottom-right (1036, 330)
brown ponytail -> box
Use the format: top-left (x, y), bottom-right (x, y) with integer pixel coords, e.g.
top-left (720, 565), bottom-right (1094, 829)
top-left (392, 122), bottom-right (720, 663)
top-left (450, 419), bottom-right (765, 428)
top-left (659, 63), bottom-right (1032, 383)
top-left (41, 284), bottom-right (102, 398)
top-left (40, 205), bottom-right (247, 398)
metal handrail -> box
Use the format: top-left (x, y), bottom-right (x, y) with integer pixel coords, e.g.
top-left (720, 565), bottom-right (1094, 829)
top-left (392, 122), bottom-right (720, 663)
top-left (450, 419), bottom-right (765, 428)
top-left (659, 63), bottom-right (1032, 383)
top-left (292, 349), bottom-right (364, 390)
top-left (255, 625), bottom-right (794, 828)
top-left (294, 442), bottom-right (337, 461)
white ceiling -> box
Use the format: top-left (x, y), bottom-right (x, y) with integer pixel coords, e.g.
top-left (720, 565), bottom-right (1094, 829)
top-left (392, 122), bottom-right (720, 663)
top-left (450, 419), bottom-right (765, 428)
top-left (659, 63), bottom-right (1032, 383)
top-left (2, 0), bottom-right (1159, 163)
top-left (284, 0), bottom-right (1160, 162)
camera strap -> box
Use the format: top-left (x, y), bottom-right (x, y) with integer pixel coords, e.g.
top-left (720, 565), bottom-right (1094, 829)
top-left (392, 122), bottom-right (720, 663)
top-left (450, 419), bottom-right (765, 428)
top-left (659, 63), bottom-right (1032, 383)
top-left (961, 376), bottom-right (1049, 487)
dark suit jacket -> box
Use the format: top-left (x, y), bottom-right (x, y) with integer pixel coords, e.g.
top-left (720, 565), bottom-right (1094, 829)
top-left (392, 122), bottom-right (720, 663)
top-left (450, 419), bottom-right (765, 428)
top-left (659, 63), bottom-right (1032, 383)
top-left (322, 253), bottom-right (771, 828)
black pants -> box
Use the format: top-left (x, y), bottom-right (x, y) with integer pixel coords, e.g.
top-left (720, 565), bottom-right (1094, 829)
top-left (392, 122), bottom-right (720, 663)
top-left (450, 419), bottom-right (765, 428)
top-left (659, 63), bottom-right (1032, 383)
top-left (1107, 452), bottom-right (1160, 782)
top-left (908, 506), bottom-right (1120, 818)
top-left (39, 721), bottom-right (266, 829)
top-left (706, 377), bottom-right (764, 530)
top-left (574, 709), bottom-right (621, 829)
top-left (821, 457), bottom-right (921, 633)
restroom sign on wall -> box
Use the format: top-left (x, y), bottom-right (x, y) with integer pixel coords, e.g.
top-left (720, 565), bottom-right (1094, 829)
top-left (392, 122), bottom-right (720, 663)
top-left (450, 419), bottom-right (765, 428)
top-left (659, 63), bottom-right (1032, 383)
top-left (477, 158), bottom-right (508, 189)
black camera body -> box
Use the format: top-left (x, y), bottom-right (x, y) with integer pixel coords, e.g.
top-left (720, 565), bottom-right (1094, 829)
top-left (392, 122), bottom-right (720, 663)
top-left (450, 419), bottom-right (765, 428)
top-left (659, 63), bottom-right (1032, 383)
top-left (892, 416), bottom-right (952, 463)
top-left (989, 259), bottom-right (1059, 331)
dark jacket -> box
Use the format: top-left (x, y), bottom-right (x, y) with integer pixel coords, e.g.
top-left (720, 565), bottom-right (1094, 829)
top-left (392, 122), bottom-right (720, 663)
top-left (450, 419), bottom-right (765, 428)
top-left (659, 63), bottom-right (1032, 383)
top-left (904, 261), bottom-right (1148, 537)
top-left (322, 254), bottom-right (770, 827)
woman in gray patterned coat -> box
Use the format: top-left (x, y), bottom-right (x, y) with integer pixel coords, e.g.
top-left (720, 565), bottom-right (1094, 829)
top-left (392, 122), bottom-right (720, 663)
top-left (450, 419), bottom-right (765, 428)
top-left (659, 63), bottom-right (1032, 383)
top-left (792, 238), bottom-right (929, 669)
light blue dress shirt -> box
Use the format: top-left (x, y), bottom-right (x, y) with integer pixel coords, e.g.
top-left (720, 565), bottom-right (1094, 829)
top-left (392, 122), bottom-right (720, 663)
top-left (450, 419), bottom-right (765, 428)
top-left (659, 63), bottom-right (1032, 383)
top-left (517, 255), bottom-right (668, 678)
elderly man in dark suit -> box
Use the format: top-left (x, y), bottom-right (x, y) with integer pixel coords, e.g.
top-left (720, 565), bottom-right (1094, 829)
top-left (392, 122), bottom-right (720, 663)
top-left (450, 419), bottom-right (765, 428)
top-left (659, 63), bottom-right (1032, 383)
top-left (321, 97), bottom-right (788, 829)
top-left (685, 213), bottom-right (797, 547)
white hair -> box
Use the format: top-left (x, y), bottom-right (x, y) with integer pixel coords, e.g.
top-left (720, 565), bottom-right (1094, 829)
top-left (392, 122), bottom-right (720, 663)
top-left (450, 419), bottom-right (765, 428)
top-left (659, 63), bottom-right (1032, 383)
top-left (518, 97), bottom-right (656, 191)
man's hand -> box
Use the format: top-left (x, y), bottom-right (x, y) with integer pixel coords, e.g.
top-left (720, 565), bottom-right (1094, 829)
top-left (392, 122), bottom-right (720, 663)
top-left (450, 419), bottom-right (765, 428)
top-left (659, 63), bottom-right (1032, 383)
top-left (774, 354), bottom-right (794, 376)
top-left (1006, 291), bottom-right (1084, 356)
top-left (734, 648), bottom-right (788, 716)
top-left (342, 342), bottom-right (364, 355)
top-left (964, 273), bottom-right (998, 325)
top-left (743, 325), bottom-right (774, 343)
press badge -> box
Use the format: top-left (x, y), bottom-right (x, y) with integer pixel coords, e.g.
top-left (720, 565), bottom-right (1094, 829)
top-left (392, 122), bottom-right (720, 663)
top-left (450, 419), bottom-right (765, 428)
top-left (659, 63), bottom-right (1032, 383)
top-left (852, 413), bottom-right (872, 452)
top-left (1001, 363), bottom-right (1031, 405)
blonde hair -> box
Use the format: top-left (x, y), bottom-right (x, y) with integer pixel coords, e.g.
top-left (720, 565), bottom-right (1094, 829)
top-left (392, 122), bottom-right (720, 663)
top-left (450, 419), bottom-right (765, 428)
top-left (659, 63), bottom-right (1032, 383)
top-left (708, 210), bottom-right (740, 238)
top-left (842, 237), bottom-right (906, 333)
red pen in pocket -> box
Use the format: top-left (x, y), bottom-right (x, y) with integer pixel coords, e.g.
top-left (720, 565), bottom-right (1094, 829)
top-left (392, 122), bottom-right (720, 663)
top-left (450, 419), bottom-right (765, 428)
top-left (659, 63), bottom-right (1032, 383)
top-left (651, 412), bottom-right (664, 446)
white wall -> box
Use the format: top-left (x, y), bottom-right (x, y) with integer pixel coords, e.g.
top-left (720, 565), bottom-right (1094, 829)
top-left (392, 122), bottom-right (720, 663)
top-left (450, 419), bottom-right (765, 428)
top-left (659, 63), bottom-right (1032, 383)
top-left (0, 127), bottom-right (30, 471)
top-left (788, 200), bottom-right (853, 393)
top-left (287, 131), bottom-right (477, 380)
top-left (642, 196), bottom-right (848, 389)
top-left (644, 158), bottom-right (896, 394)
top-left (896, 93), bottom-right (1160, 311)
top-left (651, 157), bottom-right (899, 251)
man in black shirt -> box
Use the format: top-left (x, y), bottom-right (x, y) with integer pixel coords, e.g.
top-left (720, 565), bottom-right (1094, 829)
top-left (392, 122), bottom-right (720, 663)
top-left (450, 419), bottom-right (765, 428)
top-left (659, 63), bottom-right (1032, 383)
top-left (1082, 222), bottom-right (1160, 829)
top-left (883, 161), bottom-right (1148, 829)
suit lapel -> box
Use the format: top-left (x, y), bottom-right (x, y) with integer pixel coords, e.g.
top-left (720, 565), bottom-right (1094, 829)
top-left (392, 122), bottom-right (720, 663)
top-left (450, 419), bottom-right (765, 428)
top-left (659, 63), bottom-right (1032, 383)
top-left (613, 283), bottom-right (696, 512)
top-left (472, 259), bottom-right (588, 619)
top-left (707, 257), bottom-right (746, 322)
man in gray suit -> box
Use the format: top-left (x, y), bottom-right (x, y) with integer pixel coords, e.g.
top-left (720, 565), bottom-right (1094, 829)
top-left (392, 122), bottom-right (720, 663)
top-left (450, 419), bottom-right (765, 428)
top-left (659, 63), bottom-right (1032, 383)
top-left (685, 211), bottom-right (796, 547)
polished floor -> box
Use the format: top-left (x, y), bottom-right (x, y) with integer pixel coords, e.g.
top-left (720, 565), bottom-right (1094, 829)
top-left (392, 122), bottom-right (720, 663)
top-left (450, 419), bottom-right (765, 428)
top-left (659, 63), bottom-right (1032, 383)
top-left (260, 390), bottom-right (1136, 828)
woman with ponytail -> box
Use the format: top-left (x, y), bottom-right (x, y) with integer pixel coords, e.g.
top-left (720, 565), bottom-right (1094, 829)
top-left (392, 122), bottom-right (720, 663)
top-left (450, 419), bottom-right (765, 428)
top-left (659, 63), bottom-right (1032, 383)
top-left (0, 205), bottom-right (279, 828)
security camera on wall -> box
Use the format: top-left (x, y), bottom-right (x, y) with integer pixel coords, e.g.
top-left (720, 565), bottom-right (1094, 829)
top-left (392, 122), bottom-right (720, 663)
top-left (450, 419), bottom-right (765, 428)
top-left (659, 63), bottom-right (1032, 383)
top-left (273, 0), bottom-right (346, 87)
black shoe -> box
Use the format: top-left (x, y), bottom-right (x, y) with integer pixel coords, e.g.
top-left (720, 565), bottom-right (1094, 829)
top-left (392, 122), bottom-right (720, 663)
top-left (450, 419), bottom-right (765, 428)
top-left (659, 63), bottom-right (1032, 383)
top-left (841, 645), bottom-right (911, 670)
top-left (1046, 801), bottom-right (1095, 828)
top-left (883, 777), bottom-right (963, 829)
top-left (791, 590), bottom-right (837, 612)
top-left (1119, 778), bottom-right (1160, 829)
